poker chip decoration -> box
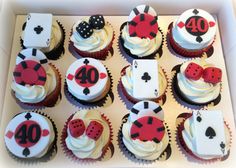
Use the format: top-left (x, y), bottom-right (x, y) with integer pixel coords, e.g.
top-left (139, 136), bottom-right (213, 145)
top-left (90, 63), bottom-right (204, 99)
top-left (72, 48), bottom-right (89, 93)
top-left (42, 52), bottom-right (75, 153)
top-left (4, 112), bottom-right (52, 158)
top-left (176, 9), bottom-right (216, 43)
top-left (128, 13), bottom-right (158, 39)
top-left (13, 60), bottom-right (47, 86)
top-left (128, 5), bottom-right (158, 22)
top-left (130, 116), bottom-right (165, 143)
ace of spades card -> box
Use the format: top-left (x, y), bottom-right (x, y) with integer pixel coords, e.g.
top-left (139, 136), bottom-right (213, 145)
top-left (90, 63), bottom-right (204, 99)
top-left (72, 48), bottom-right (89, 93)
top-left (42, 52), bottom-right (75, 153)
top-left (192, 110), bottom-right (227, 156)
top-left (132, 60), bottom-right (159, 99)
top-left (23, 13), bottom-right (52, 49)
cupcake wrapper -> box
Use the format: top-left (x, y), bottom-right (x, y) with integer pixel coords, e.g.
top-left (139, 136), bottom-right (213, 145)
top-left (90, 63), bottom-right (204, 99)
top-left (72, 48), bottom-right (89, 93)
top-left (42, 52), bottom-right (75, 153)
top-left (12, 63), bottom-right (62, 109)
top-left (118, 114), bottom-right (172, 163)
top-left (20, 20), bottom-right (66, 60)
top-left (118, 66), bottom-right (168, 108)
top-left (61, 113), bottom-right (114, 163)
top-left (118, 22), bottom-right (164, 63)
top-left (170, 64), bottom-right (221, 110)
top-left (64, 67), bottom-right (114, 109)
top-left (6, 110), bottom-right (58, 163)
top-left (176, 112), bottom-right (231, 163)
top-left (167, 22), bottom-right (214, 58)
top-left (69, 22), bottom-right (115, 60)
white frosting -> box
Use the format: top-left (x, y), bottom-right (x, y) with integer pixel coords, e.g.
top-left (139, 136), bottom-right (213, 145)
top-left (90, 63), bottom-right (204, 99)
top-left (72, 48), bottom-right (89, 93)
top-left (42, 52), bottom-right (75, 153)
top-left (21, 20), bottom-right (63, 52)
top-left (122, 119), bottom-right (169, 160)
top-left (177, 59), bottom-right (221, 104)
top-left (65, 110), bottom-right (110, 159)
top-left (70, 19), bottom-right (113, 52)
top-left (121, 65), bottom-right (167, 100)
top-left (121, 24), bottom-right (163, 57)
top-left (4, 112), bottom-right (55, 158)
top-left (11, 65), bottom-right (57, 103)
top-left (182, 116), bottom-right (230, 160)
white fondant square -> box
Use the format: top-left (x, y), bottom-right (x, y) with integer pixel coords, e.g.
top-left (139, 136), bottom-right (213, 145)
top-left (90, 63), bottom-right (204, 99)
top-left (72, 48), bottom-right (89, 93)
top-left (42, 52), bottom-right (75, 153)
top-left (23, 13), bottom-right (52, 48)
top-left (132, 60), bottom-right (159, 99)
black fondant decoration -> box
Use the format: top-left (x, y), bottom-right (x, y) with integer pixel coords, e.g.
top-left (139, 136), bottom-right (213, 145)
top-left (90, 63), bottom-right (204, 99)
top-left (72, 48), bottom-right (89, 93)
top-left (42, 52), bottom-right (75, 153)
top-left (83, 87), bottom-right (90, 95)
top-left (34, 25), bottom-right (43, 34)
top-left (205, 126), bottom-right (216, 139)
top-left (76, 21), bottom-right (93, 39)
top-left (141, 72), bottom-right (151, 82)
top-left (23, 147), bottom-right (30, 157)
top-left (89, 15), bottom-right (105, 30)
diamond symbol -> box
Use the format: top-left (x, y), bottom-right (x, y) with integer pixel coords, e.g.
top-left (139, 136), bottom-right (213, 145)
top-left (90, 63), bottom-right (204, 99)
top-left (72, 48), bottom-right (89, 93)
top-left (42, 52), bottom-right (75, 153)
top-left (5, 131), bottom-right (14, 139)
top-left (67, 74), bottom-right (74, 81)
top-left (209, 21), bottom-right (215, 27)
top-left (177, 22), bottom-right (185, 28)
top-left (42, 129), bottom-right (49, 136)
top-left (193, 9), bottom-right (199, 15)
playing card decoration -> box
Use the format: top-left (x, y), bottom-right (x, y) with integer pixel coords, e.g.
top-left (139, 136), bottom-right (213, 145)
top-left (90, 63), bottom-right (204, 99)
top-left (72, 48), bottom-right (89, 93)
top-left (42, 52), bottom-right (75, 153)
top-left (132, 60), bottom-right (159, 99)
top-left (23, 13), bottom-right (53, 48)
top-left (76, 15), bottom-right (106, 39)
top-left (176, 9), bottom-right (216, 44)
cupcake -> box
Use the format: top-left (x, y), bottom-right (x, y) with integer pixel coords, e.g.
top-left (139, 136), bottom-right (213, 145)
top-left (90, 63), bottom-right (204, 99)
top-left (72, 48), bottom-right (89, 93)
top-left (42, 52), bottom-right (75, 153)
top-left (167, 9), bottom-right (216, 58)
top-left (119, 100), bottom-right (171, 161)
top-left (21, 13), bottom-right (65, 60)
top-left (70, 15), bottom-right (115, 60)
top-left (61, 110), bottom-right (112, 160)
top-left (119, 5), bottom-right (163, 59)
top-left (120, 59), bottom-right (167, 104)
top-left (173, 58), bottom-right (222, 106)
top-left (4, 111), bottom-right (57, 161)
top-left (11, 48), bottom-right (61, 107)
top-left (177, 110), bottom-right (231, 161)
top-left (66, 58), bottom-right (111, 104)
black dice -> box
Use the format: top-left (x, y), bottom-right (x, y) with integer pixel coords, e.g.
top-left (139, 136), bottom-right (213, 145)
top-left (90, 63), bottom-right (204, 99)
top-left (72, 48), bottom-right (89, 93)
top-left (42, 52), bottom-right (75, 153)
top-left (89, 15), bottom-right (105, 30)
top-left (76, 21), bottom-right (93, 39)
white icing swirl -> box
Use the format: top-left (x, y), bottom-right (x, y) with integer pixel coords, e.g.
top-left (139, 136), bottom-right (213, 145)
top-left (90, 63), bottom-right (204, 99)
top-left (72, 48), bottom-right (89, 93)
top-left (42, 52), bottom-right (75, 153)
top-left (122, 119), bottom-right (169, 160)
top-left (121, 24), bottom-right (163, 57)
top-left (172, 20), bottom-right (214, 50)
top-left (70, 19), bottom-right (113, 52)
top-left (121, 65), bottom-right (167, 99)
top-left (21, 20), bottom-right (63, 52)
top-left (11, 66), bottom-right (57, 103)
top-left (182, 117), bottom-right (230, 160)
top-left (177, 59), bottom-right (221, 104)
top-left (65, 110), bottom-right (110, 159)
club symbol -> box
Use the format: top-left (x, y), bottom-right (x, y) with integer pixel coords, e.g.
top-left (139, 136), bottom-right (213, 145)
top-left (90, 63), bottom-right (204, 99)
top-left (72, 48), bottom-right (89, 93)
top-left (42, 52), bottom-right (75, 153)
top-left (205, 126), bottom-right (216, 139)
top-left (83, 59), bottom-right (89, 65)
top-left (141, 72), bottom-right (151, 82)
top-left (220, 141), bottom-right (225, 154)
top-left (34, 25), bottom-right (43, 34)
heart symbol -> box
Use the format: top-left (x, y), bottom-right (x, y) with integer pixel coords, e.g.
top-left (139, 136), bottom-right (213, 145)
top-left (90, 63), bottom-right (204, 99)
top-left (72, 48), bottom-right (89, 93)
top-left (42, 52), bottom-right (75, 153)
top-left (100, 73), bottom-right (107, 79)
top-left (42, 129), bottom-right (49, 136)
top-left (209, 21), bottom-right (215, 27)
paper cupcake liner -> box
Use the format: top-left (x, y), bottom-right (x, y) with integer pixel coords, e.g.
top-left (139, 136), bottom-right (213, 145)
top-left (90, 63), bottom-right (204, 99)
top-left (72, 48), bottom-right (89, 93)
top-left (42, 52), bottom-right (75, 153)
top-left (60, 113), bottom-right (114, 163)
top-left (5, 110), bottom-right (58, 163)
top-left (176, 112), bottom-right (232, 163)
top-left (117, 114), bottom-right (172, 163)
top-left (118, 22), bottom-right (164, 63)
top-left (170, 64), bottom-right (221, 110)
top-left (12, 63), bottom-right (62, 109)
top-left (69, 22), bottom-right (115, 60)
top-left (20, 20), bottom-right (66, 60)
top-left (64, 67), bottom-right (114, 109)
top-left (118, 65), bottom-right (168, 108)
top-left (166, 22), bottom-right (214, 58)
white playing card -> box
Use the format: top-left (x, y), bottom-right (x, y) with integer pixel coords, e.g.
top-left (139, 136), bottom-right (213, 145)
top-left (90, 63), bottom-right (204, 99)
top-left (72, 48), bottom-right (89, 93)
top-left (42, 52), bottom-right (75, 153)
top-left (132, 60), bottom-right (159, 99)
top-left (193, 110), bottom-right (226, 156)
top-left (23, 13), bottom-right (52, 48)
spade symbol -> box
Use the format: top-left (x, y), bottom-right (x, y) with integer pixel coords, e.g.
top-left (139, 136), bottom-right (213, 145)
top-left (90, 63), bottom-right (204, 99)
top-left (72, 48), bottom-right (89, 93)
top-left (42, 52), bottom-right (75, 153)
top-left (23, 147), bottom-right (30, 157)
top-left (196, 116), bottom-right (202, 122)
top-left (141, 72), bottom-right (151, 82)
top-left (83, 87), bottom-right (90, 95)
top-left (34, 25), bottom-right (43, 34)
top-left (134, 61), bottom-right (138, 68)
top-left (205, 127), bottom-right (216, 139)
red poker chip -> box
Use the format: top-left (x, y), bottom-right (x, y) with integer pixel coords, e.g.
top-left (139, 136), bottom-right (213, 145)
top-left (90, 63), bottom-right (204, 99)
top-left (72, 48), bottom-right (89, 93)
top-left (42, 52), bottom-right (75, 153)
top-left (128, 13), bottom-right (158, 39)
top-left (130, 116), bottom-right (165, 143)
top-left (13, 60), bottom-right (47, 86)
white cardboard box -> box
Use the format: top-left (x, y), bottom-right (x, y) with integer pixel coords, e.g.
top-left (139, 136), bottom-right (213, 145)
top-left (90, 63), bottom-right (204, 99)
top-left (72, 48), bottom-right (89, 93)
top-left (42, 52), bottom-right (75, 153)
top-left (0, 0), bottom-right (236, 168)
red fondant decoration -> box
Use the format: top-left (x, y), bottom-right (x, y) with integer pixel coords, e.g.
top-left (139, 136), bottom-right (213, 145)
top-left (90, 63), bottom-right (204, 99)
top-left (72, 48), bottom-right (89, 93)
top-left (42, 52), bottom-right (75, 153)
top-left (67, 74), bottom-right (74, 81)
top-left (202, 67), bottom-right (222, 84)
top-left (5, 131), bottom-right (14, 139)
top-left (209, 21), bottom-right (215, 27)
top-left (177, 21), bottom-right (185, 28)
top-left (13, 60), bottom-right (46, 86)
top-left (99, 72), bottom-right (107, 79)
top-left (184, 62), bottom-right (204, 80)
top-left (68, 119), bottom-right (85, 138)
top-left (130, 116), bottom-right (165, 143)
top-left (86, 121), bottom-right (103, 141)
top-left (42, 129), bottom-right (49, 137)
top-left (128, 13), bottom-right (158, 39)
